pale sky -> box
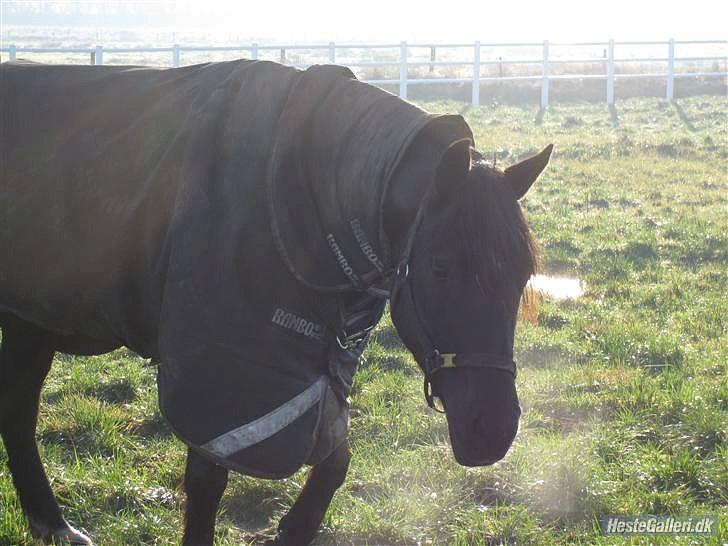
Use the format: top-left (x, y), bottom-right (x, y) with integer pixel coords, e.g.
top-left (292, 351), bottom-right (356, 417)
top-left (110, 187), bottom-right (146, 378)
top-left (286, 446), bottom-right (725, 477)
top-left (176, 0), bottom-right (726, 42)
top-left (235, 0), bottom-right (728, 41)
top-left (3, 0), bottom-right (727, 42)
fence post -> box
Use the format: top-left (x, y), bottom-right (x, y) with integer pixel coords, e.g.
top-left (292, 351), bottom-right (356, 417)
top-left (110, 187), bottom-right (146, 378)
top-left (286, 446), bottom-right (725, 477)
top-left (251, 42), bottom-right (258, 60)
top-left (94, 45), bottom-right (103, 65)
top-left (328, 41), bottom-right (336, 63)
top-left (9, 44), bottom-right (17, 61)
top-left (172, 44), bottom-right (180, 67)
top-left (399, 41), bottom-right (408, 99)
top-left (606, 39), bottom-right (615, 105)
top-left (429, 46), bottom-right (436, 73)
top-left (540, 40), bottom-right (549, 108)
top-left (666, 38), bottom-right (675, 100)
top-left (472, 40), bottom-right (481, 106)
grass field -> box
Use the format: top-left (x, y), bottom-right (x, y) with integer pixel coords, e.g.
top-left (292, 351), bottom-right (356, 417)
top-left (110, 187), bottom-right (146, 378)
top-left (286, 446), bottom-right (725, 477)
top-left (1, 95), bottom-right (726, 545)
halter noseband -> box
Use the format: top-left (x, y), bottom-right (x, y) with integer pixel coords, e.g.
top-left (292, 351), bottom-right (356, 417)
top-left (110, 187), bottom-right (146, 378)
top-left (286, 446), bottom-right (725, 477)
top-left (390, 260), bottom-right (517, 413)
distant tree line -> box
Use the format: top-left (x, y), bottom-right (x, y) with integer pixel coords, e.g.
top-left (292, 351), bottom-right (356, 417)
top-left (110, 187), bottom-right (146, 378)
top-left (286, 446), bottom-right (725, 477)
top-left (1, 1), bottom-right (222, 27)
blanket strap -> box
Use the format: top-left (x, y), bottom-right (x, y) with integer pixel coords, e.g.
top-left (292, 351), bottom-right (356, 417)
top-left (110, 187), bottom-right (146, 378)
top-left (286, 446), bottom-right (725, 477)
top-left (200, 376), bottom-right (328, 458)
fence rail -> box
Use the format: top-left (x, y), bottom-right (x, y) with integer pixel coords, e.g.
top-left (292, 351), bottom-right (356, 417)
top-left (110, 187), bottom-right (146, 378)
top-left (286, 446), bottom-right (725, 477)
top-left (2, 39), bottom-right (726, 106)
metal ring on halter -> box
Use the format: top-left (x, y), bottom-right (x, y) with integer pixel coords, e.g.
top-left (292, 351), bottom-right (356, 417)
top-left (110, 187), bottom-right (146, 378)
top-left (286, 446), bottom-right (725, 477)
top-left (336, 324), bottom-right (375, 350)
top-left (423, 376), bottom-right (446, 413)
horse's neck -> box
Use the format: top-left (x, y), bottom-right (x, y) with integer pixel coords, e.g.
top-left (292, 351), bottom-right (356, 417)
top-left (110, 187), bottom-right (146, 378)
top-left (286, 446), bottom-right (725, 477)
top-left (382, 141), bottom-right (444, 261)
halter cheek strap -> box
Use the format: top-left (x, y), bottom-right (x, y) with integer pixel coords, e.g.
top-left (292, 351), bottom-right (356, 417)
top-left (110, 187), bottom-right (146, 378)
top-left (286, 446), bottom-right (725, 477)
top-left (390, 261), bottom-right (517, 413)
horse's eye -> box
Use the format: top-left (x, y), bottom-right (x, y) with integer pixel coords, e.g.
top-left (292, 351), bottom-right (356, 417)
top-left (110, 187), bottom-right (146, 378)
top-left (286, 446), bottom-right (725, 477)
top-left (431, 257), bottom-right (449, 279)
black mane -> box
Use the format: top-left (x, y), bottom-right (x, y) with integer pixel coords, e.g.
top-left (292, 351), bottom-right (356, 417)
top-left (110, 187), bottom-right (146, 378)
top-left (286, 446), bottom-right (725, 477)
top-left (457, 160), bottom-right (539, 292)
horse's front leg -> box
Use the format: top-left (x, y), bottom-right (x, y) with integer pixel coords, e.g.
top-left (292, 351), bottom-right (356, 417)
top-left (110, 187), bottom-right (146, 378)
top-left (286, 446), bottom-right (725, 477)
top-left (182, 447), bottom-right (229, 546)
top-left (271, 439), bottom-right (351, 546)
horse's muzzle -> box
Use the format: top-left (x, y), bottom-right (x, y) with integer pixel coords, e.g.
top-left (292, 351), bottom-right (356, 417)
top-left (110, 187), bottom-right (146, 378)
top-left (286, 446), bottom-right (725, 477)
top-left (446, 405), bottom-right (521, 466)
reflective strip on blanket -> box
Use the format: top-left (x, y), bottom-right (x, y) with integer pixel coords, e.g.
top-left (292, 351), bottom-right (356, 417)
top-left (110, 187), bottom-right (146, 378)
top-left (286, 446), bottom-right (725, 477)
top-left (200, 376), bottom-right (328, 458)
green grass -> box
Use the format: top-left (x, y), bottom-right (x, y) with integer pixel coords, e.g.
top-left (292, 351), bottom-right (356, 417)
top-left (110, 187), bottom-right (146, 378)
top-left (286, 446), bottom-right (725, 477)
top-left (1, 95), bottom-right (726, 545)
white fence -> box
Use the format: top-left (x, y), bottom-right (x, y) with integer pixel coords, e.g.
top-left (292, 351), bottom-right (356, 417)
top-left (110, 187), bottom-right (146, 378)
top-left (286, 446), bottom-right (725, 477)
top-left (2, 39), bottom-right (726, 107)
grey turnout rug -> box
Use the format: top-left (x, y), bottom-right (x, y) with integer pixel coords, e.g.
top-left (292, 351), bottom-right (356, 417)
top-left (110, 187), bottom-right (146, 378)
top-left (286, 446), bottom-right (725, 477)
top-left (0, 59), bottom-right (472, 477)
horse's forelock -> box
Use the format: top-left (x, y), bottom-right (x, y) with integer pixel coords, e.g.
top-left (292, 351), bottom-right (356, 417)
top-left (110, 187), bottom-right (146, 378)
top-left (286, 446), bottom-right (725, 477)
top-left (457, 162), bottom-right (540, 294)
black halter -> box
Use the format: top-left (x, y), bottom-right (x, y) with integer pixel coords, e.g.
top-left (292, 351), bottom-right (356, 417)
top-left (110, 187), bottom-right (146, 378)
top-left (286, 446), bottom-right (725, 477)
top-left (389, 261), bottom-right (517, 413)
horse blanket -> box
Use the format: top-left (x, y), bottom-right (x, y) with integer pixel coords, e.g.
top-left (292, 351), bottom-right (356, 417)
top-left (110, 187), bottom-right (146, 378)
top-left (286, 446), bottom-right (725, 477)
top-left (0, 59), bottom-right (472, 477)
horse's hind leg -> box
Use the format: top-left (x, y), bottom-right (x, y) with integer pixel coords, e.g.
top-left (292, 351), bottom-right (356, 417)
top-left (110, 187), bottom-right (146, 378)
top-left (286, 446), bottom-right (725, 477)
top-left (0, 317), bottom-right (92, 545)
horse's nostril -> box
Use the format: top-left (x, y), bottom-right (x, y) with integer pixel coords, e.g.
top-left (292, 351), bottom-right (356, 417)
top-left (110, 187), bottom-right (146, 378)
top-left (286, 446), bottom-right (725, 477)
top-left (471, 416), bottom-right (518, 456)
top-left (473, 416), bottom-right (515, 439)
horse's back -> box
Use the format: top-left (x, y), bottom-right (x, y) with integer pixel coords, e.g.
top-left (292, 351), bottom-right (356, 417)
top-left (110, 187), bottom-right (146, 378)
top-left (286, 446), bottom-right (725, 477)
top-left (0, 59), bottom-right (297, 356)
top-left (0, 61), bottom-right (224, 353)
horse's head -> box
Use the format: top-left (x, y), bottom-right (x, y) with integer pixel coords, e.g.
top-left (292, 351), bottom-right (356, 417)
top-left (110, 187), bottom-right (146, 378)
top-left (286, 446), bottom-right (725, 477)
top-left (385, 137), bottom-right (552, 466)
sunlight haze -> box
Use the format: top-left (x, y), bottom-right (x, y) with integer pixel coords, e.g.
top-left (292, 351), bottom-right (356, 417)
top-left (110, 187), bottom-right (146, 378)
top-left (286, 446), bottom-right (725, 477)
top-left (2, 0), bottom-right (726, 41)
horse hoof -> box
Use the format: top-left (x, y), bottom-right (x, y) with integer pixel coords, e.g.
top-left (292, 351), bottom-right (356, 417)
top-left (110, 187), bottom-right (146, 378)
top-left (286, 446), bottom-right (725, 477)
top-left (51, 524), bottom-right (94, 545)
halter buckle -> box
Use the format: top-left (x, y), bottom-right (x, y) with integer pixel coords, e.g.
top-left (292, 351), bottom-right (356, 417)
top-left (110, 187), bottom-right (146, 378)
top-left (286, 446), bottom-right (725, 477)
top-left (424, 349), bottom-right (455, 375)
top-left (441, 353), bottom-right (456, 368)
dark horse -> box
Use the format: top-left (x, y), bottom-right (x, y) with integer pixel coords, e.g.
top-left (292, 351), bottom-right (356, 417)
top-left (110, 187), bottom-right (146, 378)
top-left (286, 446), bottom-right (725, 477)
top-left (0, 59), bottom-right (551, 545)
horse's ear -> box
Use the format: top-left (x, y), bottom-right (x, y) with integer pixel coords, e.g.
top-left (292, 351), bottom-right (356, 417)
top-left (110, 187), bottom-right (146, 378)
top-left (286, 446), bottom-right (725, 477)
top-left (504, 144), bottom-right (553, 199)
top-left (433, 139), bottom-right (472, 201)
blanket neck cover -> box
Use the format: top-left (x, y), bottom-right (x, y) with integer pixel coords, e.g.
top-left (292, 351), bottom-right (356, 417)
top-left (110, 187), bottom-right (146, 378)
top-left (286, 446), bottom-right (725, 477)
top-left (0, 60), bottom-right (472, 477)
